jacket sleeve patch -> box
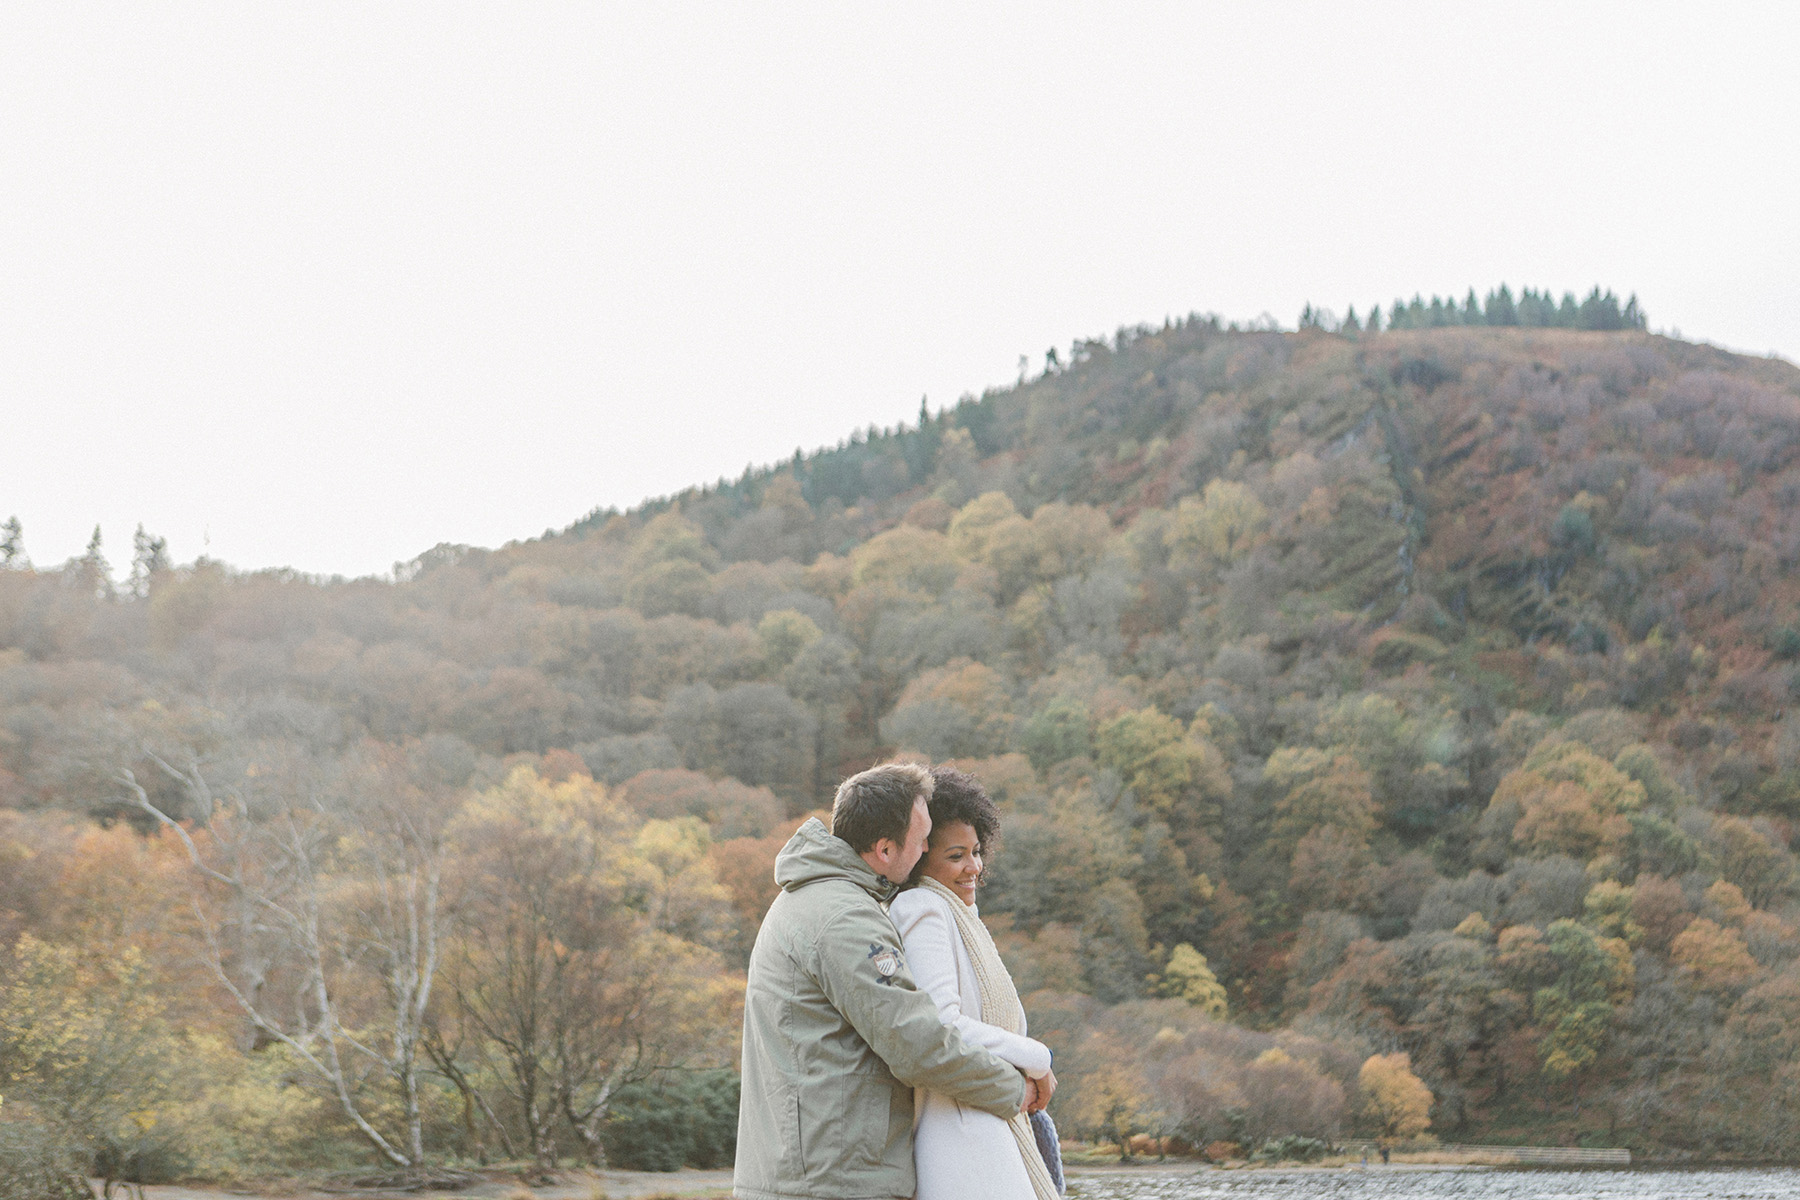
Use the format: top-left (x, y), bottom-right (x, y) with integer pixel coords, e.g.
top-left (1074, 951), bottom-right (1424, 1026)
top-left (867, 942), bottom-right (904, 984)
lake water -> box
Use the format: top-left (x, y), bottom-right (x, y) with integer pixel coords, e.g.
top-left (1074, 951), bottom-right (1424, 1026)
top-left (1066, 1167), bottom-right (1800, 1199)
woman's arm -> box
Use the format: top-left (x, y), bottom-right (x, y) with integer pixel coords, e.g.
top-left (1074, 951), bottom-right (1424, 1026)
top-left (891, 891), bottom-right (1052, 1078)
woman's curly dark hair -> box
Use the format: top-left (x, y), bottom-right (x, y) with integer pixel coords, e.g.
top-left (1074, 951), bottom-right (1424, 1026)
top-left (905, 766), bottom-right (1001, 886)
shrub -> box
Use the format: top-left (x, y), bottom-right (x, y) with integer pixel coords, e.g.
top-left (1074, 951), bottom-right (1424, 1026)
top-left (601, 1070), bottom-right (739, 1171)
top-left (1250, 1134), bottom-right (1332, 1162)
top-left (0, 1111), bottom-right (87, 1200)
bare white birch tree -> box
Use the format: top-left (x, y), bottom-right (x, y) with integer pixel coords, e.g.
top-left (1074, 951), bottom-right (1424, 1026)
top-left (120, 741), bottom-right (450, 1172)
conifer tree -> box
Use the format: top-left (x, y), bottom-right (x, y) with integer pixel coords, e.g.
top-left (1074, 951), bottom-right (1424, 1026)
top-left (1578, 287), bottom-right (1627, 330)
top-left (77, 525), bottom-right (113, 599)
top-left (0, 516), bottom-right (23, 568)
top-left (1517, 288), bottom-right (1549, 326)
top-left (1484, 284), bottom-right (1518, 325)
top-left (129, 524), bottom-right (170, 599)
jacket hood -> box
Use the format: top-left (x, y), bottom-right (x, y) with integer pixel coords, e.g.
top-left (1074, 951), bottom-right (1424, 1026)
top-left (773, 817), bottom-right (898, 901)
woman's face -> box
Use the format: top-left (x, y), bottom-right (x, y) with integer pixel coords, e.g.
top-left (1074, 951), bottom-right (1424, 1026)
top-left (920, 820), bottom-right (983, 905)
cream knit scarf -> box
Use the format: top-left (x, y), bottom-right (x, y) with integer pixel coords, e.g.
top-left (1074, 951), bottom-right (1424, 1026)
top-left (917, 876), bottom-right (1059, 1200)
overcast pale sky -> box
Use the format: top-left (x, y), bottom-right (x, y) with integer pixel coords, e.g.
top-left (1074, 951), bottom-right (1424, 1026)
top-left (3, 3), bottom-right (1796, 579)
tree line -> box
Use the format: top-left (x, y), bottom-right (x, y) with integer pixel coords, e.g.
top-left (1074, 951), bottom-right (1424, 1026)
top-left (1301, 284), bottom-right (1647, 336)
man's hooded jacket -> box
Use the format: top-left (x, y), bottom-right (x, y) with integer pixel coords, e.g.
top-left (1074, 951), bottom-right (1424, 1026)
top-left (734, 818), bottom-right (1027, 1200)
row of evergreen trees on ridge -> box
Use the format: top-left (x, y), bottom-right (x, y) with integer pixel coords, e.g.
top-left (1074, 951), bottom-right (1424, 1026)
top-left (567, 284), bottom-right (1646, 526)
top-left (1302, 284), bottom-right (1646, 335)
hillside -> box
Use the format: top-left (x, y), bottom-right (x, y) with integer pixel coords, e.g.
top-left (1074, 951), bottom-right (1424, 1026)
top-left (7, 310), bottom-right (1800, 1171)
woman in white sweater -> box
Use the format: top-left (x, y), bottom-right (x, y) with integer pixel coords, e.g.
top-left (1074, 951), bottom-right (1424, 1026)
top-left (888, 767), bottom-right (1060, 1200)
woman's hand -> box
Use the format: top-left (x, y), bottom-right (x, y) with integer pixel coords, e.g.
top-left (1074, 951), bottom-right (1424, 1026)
top-left (1028, 1067), bottom-right (1056, 1112)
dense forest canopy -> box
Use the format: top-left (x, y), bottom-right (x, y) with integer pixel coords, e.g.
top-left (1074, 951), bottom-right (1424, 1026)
top-left (8, 293), bottom-right (1800, 1177)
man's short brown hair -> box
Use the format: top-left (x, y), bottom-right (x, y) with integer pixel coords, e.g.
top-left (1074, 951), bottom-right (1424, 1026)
top-left (831, 762), bottom-right (933, 854)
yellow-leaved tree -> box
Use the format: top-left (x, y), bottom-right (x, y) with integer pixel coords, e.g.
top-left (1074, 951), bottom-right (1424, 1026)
top-left (1058, 1030), bottom-right (1163, 1158)
top-left (1358, 1052), bottom-right (1433, 1142)
top-left (1154, 944), bottom-right (1228, 1019)
top-left (1166, 479), bottom-right (1268, 573)
top-left (0, 936), bottom-right (185, 1183)
top-left (1095, 707), bottom-right (1231, 827)
top-left (436, 766), bottom-right (738, 1170)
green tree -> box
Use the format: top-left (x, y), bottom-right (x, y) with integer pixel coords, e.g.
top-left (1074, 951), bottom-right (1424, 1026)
top-left (601, 1069), bottom-right (739, 1170)
top-left (1019, 696), bottom-right (1093, 771)
top-left (630, 510), bottom-right (718, 570)
top-left (625, 559), bottom-right (712, 618)
top-left (1530, 920), bottom-right (1633, 1100)
top-left (1484, 284), bottom-right (1517, 325)
top-left (851, 524), bottom-right (960, 593)
top-left (756, 608), bottom-right (822, 673)
top-left (1081, 879), bottom-right (1153, 1002)
top-left (1705, 816), bottom-right (1796, 908)
top-left (880, 658), bottom-right (1015, 760)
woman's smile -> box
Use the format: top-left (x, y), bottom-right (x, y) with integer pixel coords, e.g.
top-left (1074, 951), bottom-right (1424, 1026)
top-left (921, 820), bottom-right (984, 905)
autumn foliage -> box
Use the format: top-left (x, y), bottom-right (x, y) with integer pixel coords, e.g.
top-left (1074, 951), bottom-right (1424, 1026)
top-left (7, 311), bottom-right (1800, 1168)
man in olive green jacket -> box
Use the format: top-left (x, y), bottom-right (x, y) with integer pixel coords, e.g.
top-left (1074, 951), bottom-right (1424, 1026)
top-left (734, 763), bottom-right (1029, 1200)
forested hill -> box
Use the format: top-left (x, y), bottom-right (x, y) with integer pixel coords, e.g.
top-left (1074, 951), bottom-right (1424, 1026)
top-left (8, 308), bottom-right (1800, 1168)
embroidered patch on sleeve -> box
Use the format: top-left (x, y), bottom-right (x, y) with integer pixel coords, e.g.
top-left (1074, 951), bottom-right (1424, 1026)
top-left (867, 942), bottom-right (904, 985)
